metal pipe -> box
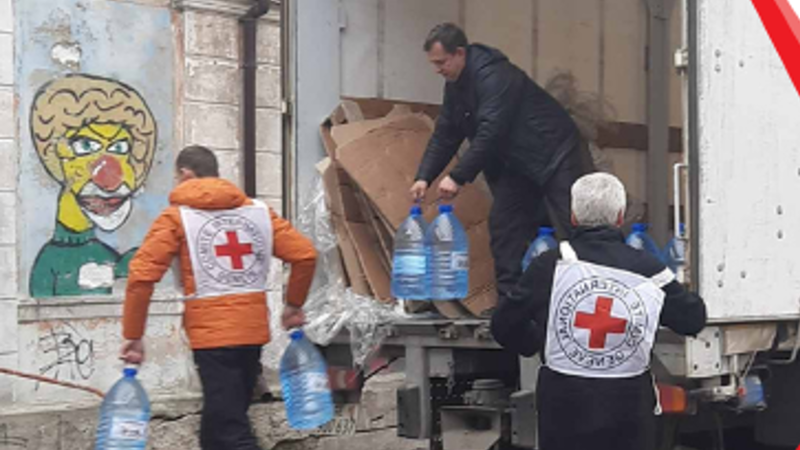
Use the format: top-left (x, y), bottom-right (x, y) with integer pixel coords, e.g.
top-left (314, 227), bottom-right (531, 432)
top-left (0, 367), bottom-right (105, 398)
top-left (673, 163), bottom-right (687, 238)
top-left (280, 0), bottom-right (294, 220)
top-left (240, 0), bottom-right (271, 198)
top-left (672, 162), bottom-right (688, 283)
top-left (687, 0), bottom-right (701, 290)
top-left (645, 0), bottom-right (676, 246)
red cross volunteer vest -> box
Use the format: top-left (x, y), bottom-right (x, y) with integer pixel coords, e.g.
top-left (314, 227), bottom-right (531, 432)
top-left (544, 242), bottom-right (674, 378)
top-left (180, 201), bottom-right (273, 300)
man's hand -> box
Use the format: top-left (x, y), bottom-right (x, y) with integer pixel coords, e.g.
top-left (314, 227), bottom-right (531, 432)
top-left (409, 180), bottom-right (429, 202)
top-left (119, 339), bottom-right (144, 364)
top-left (282, 305), bottom-right (306, 330)
top-left (438, 176), bottom-right (461, 200)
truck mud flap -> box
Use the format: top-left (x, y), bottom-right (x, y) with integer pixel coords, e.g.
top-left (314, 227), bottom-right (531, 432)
top-left (397, 386), bottom-right (422, 438)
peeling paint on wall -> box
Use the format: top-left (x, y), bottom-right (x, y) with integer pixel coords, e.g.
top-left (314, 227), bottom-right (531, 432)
top-left (50, 41), bottom-right (82, 70)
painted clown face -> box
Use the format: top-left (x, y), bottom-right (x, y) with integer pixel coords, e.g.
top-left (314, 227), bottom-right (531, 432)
top-left (31, 74), bottom-right (157, 232)
top-left (57, 123), bottom-right (137, 230)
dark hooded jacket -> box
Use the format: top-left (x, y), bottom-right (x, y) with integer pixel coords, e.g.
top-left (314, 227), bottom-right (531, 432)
top-left (416, 44), bottom-right (582, 186)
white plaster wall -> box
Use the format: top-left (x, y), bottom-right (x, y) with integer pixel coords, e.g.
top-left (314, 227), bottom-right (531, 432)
top-left (0, 0), bottom-right (18, 406)
top-left (15, 301), bottom-right (196, 407)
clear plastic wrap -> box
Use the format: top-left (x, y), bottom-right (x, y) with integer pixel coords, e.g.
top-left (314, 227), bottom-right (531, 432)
top-left (265, 175), bottom-right (406, 369)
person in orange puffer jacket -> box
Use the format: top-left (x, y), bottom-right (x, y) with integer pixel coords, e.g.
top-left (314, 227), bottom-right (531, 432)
top-left (119, 145), bottom-right (317, 450)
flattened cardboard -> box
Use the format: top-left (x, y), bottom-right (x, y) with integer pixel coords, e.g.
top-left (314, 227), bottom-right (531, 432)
top-left (459, 222), bottom-right (497, 318)
top-left (322, 161), bottom-right (391, 302)
top-left (320, 120), bottom-right (339, 159)
top-left (347, 221), bottom-right (392, 302)
top-left (336, 115), bottom-right (437, 229)
top-left (342, 97), bottom-right (441, 121)
top-left (335, 115), bottom-right (497, 315)
top-left (340, 99), bottom-right (365, 123)
top-left (319, 159), bottom-right (372, 297)
top-left (322, 116), bottom-right (395, 300)
top-left (355, 190), bottom-right (393, 268)
top-left (331, 113), bottom-right (434, 151)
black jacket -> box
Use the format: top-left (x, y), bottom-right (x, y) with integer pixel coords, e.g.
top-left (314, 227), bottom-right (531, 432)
top-left (490, 226), bottom-right (707, 439)
top-left (491, 226), bottom-right (706, 357)
top-left (416, 44), bottom-right (581, 186)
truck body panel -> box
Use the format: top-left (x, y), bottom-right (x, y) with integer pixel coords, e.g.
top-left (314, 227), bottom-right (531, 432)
top-left (696, 0), bottom-right (800, 321)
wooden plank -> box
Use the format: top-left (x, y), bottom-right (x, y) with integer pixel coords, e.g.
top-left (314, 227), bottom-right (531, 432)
top-left (597, 121), bottom-right (683, 153)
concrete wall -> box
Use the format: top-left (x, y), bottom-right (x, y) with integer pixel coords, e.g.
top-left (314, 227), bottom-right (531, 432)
top-left (181, 5), bottom-right (284, 213)
top-left (0, 0), bottom-right (19, 407)
top-left (0, 0), bottom-right (288, 413)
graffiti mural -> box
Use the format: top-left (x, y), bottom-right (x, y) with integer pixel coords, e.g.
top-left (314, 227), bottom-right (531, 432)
top-left (17, 0), bottom-right (175, 298)
top-left (29, 75), bottom-right (157, 297)
top-left (0, 424), bottom-right (28, 449)
top-left (37, 321), bottom-right (96, 383)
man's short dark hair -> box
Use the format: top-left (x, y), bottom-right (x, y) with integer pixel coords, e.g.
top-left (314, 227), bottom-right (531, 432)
top-left (176, 145), bottom-right (219, 178)
top-left (423, 23), bottom-right (468, 54)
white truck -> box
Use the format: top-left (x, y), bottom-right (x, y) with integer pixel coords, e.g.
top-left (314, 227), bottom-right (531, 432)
top-left (282, 0), bottom-right (800, 448)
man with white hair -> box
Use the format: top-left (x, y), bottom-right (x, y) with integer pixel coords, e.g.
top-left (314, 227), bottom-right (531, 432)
top-left (491, 173), bottom-right (706, 450)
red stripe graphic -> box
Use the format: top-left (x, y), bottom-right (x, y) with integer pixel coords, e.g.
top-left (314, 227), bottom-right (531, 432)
top-left (752, 0), bottom-right (800, 96)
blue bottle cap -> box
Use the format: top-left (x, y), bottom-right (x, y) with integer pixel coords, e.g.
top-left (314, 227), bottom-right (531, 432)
top-left (410, 206), bottom-right (423, 215)
top-left (539, 227), bottom-right (555, 235)
top-left (123, 368), bottom-right (138, 378)
top-left (632, 223), bottom-right (648, 232)
top-left (439, 204), bottom-right (453, 213)
top-left (289, 329), bottom-right (305, 341)
top-left (678, 223), bottom-right (686, 235)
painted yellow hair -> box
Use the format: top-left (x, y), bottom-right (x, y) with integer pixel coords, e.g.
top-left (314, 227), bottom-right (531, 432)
top-left (30, 74), bottom-right (157, 188)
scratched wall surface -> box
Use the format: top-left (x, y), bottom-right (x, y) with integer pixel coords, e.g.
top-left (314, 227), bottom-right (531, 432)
top-left (15, 0), bottom-right (175, 299)
top-left (15, 305), bottom-right (199, 406)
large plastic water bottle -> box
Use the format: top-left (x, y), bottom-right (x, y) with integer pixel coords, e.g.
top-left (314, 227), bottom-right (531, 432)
top-left (427, 204), bottom-right (469, 300)
top-left (626, 223), bottom-right (662, 260)
top-left (663, 223), bottom-right (687, 277)
top-left (391, 206), bottom-right (429, 299)
top-left (95, 368), bottom-right (150, 450)
top-left (522, 227), bottom-right (558, 271)
top-left (280, 330), bottom-right (334, 430)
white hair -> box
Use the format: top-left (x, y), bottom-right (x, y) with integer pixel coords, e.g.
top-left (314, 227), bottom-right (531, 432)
top-left (571, 173), bottom-right (627, 227)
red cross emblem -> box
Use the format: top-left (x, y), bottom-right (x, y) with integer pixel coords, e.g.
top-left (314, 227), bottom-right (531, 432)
top-left (574, 296), bottom-right (628, 349)
top-left (214, 231), bottom-right (253, 270)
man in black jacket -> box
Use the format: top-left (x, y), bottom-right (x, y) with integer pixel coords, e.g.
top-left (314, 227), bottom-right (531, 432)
top-left (410, 23), bottom-right (592, 300)
top-left (491, 173), bottom-right (707, 450)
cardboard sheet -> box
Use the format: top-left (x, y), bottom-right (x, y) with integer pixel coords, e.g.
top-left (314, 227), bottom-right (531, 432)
top-left (335, 115), bottom-right (497, 316)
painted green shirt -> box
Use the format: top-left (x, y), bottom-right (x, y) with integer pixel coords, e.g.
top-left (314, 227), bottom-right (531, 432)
top-left (29, 223), bottom-right (137, 298)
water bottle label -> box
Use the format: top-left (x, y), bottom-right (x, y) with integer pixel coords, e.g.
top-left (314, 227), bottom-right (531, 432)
top-left (393, 255), bottom-right (426, 276)
top-left (451, 252), bottom-right (469, 271)
top-left (302, 372), bottom-right (330, 394)
top-left (110, 418), bottom-right (148, 441)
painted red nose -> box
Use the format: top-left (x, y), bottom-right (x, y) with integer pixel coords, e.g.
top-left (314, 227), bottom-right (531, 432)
top-left (90, 155), bottom-right (124, 192)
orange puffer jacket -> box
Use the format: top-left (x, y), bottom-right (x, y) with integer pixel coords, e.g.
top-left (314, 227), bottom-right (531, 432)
top-left (122, 178), bottom-right (317, 350)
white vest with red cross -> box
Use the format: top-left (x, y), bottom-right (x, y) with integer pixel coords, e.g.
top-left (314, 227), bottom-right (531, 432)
top-left (180, 202), bottom-right (273, 300)
top-left (544, 242), bottom-right (674, 378)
